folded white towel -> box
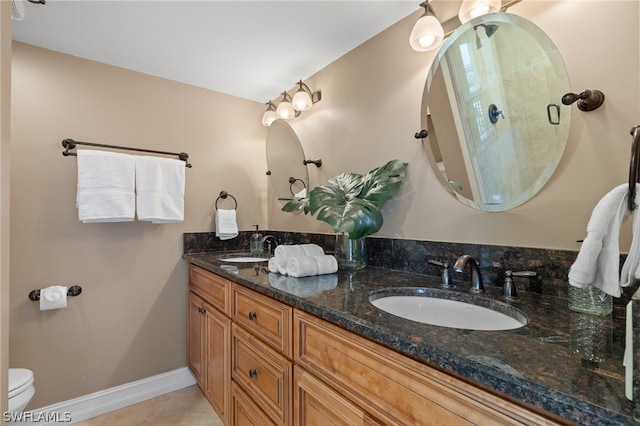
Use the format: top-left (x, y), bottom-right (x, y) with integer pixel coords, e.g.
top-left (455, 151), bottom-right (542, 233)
top-left (287, 255), bottom-right (338, 278)
top-left (569, 183), bottom-right (631, 297)
top-left (621, 192), bottom-right (640, 287)
top-left (215, 209), bottom-right (238, 240)
top-left (76, 150), bottom-right (135, 223)
top-left (135, 156), bottom-right (185, 223)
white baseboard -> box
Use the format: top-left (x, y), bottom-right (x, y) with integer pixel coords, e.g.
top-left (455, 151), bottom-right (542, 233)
top-left (15, 367), bottom-right (196, 425)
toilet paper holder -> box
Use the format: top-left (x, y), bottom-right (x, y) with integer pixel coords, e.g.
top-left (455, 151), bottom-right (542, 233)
top-left (28, 285), bottom-right (82, 301)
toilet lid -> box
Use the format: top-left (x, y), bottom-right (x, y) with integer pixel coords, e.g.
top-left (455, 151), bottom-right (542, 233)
top-left (9, 369), bottom-right (34, 398)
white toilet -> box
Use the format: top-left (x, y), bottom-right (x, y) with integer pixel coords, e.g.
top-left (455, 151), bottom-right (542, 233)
top-left (8, 368), bottom-right (35, 413)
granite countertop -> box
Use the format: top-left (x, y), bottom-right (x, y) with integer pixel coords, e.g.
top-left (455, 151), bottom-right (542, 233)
top-left (184, 251), bottom-right (636, 425)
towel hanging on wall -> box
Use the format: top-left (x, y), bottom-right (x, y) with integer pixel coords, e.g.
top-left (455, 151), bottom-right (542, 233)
top-left (135, 156), bottom-right (185, 223)
top-left (76, 150), bottom-right (135, 223)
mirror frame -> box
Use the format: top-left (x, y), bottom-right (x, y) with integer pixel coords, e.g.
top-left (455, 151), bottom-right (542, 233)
top-left (266, 119), bottom-right (309, 205)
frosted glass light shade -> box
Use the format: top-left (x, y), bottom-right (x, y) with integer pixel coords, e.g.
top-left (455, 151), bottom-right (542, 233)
top-left (292, 90), bottom-right (313, 111)
top-left (276, 99), bottom-right (296, 119)
top-left (262, 110), bottom-right (277, 127)
top-left (458, 0), bottom-right (501, 24)
top-left (409, 14), bottom-right (444, 52)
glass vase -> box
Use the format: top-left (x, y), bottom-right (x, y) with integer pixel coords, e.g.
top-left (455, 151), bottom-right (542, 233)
top-left (334, 233), bottom-right (366, 271)
top-left (568, 286), bottom-right (613, 316)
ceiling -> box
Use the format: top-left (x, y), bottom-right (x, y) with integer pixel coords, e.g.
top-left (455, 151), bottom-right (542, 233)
top-left (11, 0), bottom-right (433, 104)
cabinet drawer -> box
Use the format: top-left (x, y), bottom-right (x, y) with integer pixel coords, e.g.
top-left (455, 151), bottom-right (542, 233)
top-left (294, 366), bottom-right (382, 426)
top-left (189, 265), bottom-right (231, 315)
top-left (232, 284), bottom-right (292, 356)
top-left (294, 310), bottom-right (561, 426)
top-left (232, 323), bottom-right (292, 426)
top-left (231, 381), bottom-right (277, 426)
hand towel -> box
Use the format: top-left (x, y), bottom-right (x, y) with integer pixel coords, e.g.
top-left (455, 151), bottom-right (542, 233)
top-left (569, 183), bottom-right (631, 297)
top-left (287, 255), bottom-right (338, 278)
top-left (215, 209), bottom-right (238, 240)
top-left (76, 150), bottom-right (135, 223)
top-left (621, 192), bottom-right (640, 287)
top-left (269, 273), bottom-right (338, 297)
top-left (135, 155), bottom-right (185, 223)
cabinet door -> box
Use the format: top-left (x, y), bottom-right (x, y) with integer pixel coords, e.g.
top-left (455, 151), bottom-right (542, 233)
top-left (188, 292), bottom-right (205, 388)
top-left (294, 366), bottom-right (382, 426)
top-left (204, 302), bottom-right (231, 425)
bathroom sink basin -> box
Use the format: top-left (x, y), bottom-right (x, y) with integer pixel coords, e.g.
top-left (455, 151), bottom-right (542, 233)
top-left (369, 288), bottom-right (527, 331)
top-left (218, 255), bottom-right (270, 263)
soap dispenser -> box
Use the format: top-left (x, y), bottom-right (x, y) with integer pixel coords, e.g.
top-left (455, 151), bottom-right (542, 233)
top-left (250, 225), bottom-right (263, 253)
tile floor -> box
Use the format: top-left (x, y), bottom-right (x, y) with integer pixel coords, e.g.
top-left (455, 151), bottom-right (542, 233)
top-left (73, 385), bottom-right (223, 426)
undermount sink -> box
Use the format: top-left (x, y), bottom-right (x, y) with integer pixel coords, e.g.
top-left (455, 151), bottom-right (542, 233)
top-left (369, 288), bottom-right (527, 331)
top-left (218, 255), bottom-right (270, 263)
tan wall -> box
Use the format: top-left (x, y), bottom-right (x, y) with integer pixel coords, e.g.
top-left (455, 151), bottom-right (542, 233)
top-left (268, 0), bottom-right (640, 252)
top-left (9, 42), bottom-right (267, 408)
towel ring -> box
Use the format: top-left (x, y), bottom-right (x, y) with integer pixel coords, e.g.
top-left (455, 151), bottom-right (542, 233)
top-left (215, 191), bottom-right (237, 210)
top-left (629, 125), bottom-right (640, 211)
top-left (288, 177), bottom-right (307, 196)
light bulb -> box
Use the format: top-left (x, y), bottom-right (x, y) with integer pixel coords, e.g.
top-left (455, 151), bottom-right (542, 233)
top-left (409, 14), bottom-right (444, 52)
top-left (292, 90), bottom-right (312, 111)
top-left (458, 0), bottom-right (501, 24)
top-left (262, 110), bottom-right (277, 127)
top-left (276, 99), bottom-right (295, 119)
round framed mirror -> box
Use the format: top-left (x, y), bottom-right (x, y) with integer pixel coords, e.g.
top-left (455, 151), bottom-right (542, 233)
top-left (422, 13), bottom-right (571, 211)
top-left (266, 119), bottom-right (309, 204)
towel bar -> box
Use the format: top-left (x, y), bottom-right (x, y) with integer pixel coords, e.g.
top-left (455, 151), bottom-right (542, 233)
top-left (62, 138), bottom-right (192, 167)
top-left (28, 285), bottom-right (82, 301)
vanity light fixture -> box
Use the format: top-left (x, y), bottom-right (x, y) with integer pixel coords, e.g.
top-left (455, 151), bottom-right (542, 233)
top-left (409, 1), bottom-right (444, 52)
top-left (458, 0), bottom-right (501, 24)
top-left (261, 101), bottom-right (278, 127)
top-left (262, 80), bottom-right (322, 126)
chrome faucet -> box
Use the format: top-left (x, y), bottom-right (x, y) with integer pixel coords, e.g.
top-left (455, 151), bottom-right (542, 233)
top-left (453, 255), bottom-right (485, 293)
top-left (261, 235), bottom-right (279, 254)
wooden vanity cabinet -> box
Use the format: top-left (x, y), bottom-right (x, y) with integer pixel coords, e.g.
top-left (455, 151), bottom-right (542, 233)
top-left (188, 264), bottom-right (565, 426)
top-left (230, 283), bottom-right (293, 426)
top-left (294, 310), bottom-right (564, 426)
top-left (188, 265), bottom-right (232, 425)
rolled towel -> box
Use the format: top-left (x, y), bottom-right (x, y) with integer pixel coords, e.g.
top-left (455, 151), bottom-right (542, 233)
top-left (287, 255), bottom-right (338, 278)
top-left (274, 244), bottom-right (324, 263)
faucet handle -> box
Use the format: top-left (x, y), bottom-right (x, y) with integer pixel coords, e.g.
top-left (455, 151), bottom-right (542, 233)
top-left (503, 270), bottom-right (536, 299)
top-left (428, 259), bottom-right (454, 289)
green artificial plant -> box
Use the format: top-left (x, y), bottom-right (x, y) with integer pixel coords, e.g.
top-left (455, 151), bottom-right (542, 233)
top-left (282, 159), bottom-right (408, 239)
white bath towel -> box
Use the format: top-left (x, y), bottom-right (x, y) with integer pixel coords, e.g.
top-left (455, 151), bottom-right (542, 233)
top-left (76, 150), bottom-right (135, 223)
top-left (621, 191), bottom-right (640, 287)
top-left (287, 255), bottom-right (338, 278)
top-left (215, 209), bottom-right (238, 240)
top-left (272, 244), bottom-right (325, 275)
top-left (569, 183), bottom-right (631, 297)
top-left (135, 156), bottom-right (185, 223)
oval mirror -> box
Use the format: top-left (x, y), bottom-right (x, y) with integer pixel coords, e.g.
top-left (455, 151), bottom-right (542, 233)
top-left (422, 13), bottom-right (571, 211)
top-left (266, 119), bottom-right (309, 204)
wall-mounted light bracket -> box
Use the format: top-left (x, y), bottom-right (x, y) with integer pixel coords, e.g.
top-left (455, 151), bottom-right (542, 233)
top-left (561, 89), bottom-right (605, 112)
top-left (303, 159), bottom-right (322, 168)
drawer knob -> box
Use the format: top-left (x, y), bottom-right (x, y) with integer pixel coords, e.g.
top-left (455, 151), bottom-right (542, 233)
top-left (248, 312), bottom-right (258, 320)
top-left (198, 306), bottom-right (206, 314)
top-left (248, 369), bottom-right (258, 379)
